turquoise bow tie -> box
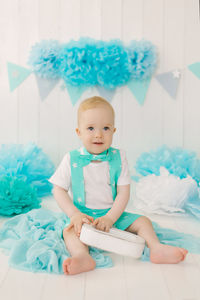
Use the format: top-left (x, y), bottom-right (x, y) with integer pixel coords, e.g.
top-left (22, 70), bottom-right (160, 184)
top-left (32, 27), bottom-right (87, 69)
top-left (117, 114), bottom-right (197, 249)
top-left (79, 148), bottom-right (111, 166)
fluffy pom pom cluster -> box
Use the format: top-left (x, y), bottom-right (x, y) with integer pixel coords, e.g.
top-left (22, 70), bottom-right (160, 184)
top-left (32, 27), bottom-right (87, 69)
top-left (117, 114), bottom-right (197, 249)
top-left (0, 143), bottom-right (55, 216)
top-left (28, 37), bottom-right (157, 89)
top-left (28, 40), bottom-right (62, 79)
top-left (0, 176), bottom-right (39, 216)
top-left (127, 40), bottom-right (157, 80)
top-left (135, 145), bottom-right (200, 185)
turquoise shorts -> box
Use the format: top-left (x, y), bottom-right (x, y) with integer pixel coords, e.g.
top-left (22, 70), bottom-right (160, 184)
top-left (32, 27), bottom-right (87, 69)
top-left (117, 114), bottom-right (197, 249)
top-left (63, 203), bottom-right (142, 231)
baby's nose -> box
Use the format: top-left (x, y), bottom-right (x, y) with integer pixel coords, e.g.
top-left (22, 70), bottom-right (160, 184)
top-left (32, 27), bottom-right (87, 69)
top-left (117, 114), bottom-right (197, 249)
top-left (95, 129), bottom-right (102, 137)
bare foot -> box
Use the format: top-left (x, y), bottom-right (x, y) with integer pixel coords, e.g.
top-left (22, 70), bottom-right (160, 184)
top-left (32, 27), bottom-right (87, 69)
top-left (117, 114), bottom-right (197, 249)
top-left (63, 253), bottom-right (96, 275)
top-left (150, 243), bottom-right (188, 264)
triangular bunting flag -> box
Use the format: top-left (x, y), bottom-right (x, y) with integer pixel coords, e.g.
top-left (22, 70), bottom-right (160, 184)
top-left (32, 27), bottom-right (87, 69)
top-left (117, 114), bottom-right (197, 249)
top-left (127, 77), bottom-right (152, 105)
top-left (35, 76), bottom-right (60, 101)
top-left (96, 86), bottom-right (116, 102)
top-left (188, 62), bottom-right (200, 79)
top-left (65, 83), bottom-right (88, 106)
top-left (7, 62), bottom-right (32, 92)
top-left (155, 70), bottom-right (181, 99)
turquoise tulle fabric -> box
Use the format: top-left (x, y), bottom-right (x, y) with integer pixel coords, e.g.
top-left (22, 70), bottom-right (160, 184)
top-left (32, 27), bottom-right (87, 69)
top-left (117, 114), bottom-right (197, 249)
top-left (0, 143), bottom-right (55, 216)
top-left (0, 208), bottom-right (200, 274)
top-left (0, 209), bottom-right (112, 273)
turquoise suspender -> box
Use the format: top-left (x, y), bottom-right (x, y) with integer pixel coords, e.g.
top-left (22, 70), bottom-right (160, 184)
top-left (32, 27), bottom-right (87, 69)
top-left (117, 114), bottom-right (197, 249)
top-left (70, 147), bottom-right (122, 207)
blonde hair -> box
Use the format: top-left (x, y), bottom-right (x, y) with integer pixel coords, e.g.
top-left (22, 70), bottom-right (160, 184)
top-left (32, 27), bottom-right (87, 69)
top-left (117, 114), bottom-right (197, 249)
top-left (77, 96), bottom-right (115, 125)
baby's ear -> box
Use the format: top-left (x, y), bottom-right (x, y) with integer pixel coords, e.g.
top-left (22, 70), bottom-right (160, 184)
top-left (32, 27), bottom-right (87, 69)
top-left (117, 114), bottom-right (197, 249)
top-left (76, 128), bottom-right (81, 136)
top-left (113, 128), bottom-right (116, 133)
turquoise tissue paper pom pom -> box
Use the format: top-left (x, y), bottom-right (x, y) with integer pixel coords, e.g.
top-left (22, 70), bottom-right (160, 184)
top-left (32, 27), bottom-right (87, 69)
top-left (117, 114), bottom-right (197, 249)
top-left (0, 143), bottom-right (55, 216)
top-left (0, 176), bottom-right (40, 216)
top-left (28, 40), bottom-right (62, 79)
top-left (135, 145), bottom-right (200, 185)
top-left (127, 40), bottom-right (157, 80)
top-left (59, 38), bottom-right (130, 89)
top-left (59, 37), bottom-right (98, 87)
top-left (96, 39), bottom-right (130, 89)
top-left (28, 38), bottom-right (157, 89)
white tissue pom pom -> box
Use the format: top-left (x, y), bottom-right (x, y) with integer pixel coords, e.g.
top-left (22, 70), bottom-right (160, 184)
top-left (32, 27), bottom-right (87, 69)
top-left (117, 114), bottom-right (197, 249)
top-left (134, 167), bottom-right (198, 215)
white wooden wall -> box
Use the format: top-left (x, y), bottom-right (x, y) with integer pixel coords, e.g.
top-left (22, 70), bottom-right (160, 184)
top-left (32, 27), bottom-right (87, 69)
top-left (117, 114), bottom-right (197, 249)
top-left (0, 0), bottom-right (200, 176)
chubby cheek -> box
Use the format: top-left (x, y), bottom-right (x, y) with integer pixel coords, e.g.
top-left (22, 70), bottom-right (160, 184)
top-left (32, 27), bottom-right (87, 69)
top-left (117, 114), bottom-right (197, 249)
top-left (105, 133), bottom-right (114, 142)
top-left (83, 134), bottom-right (92, 144)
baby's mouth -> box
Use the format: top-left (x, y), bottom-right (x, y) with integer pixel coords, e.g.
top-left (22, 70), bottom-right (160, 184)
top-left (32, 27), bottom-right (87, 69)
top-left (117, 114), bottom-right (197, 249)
top-left (93, 142), bottom-right (103, 145)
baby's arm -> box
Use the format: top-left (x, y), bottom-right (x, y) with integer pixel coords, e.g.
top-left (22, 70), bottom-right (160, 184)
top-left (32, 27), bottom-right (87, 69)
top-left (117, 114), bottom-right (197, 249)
top-left (93, 184), bottom-right (130, 231)
top-left (106, 184), bottom-right (130, 222)
top-left (53, 185), bottom-right (93, 236)
top-left (53, 185), bottom-right (79, 217)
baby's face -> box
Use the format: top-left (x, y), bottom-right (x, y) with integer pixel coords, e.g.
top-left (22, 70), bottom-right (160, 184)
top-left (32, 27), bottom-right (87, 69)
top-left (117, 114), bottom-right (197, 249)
top-left (76, 106), bottom-right (116, 154)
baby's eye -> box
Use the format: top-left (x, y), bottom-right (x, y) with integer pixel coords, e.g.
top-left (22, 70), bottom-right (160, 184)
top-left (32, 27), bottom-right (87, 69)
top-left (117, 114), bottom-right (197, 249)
top-left (103, 126), bottom-right (110, 131)
top-left (87, 127), bottom-right (94, 131)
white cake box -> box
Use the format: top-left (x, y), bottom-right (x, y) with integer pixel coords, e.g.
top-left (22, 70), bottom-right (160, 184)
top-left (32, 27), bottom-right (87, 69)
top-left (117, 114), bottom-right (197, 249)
top-left (80, 224), bottom-right (145, 258)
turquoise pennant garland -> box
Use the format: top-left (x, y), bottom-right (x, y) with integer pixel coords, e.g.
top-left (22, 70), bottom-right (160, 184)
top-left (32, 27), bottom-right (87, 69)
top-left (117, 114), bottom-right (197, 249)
top-left (7, 62), bottom-right (32, 92)
top-left (188, 62), bottom-right (200, 79)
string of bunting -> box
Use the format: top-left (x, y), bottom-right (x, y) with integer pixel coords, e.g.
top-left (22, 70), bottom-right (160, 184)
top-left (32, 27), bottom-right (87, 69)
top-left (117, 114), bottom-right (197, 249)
top-left (6, 37), bottom-right (200, 105)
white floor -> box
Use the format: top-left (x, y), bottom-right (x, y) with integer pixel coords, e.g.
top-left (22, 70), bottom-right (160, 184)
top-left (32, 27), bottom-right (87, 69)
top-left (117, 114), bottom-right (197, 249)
top-left (0, 196), bottom-right (200, 300)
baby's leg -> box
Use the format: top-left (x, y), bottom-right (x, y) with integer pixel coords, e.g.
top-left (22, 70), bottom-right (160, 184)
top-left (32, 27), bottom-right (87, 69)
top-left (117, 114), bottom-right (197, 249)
top-left (62, 227), bottom-right (96, 275)
top-left (126, 216), bottom-right (188, 264)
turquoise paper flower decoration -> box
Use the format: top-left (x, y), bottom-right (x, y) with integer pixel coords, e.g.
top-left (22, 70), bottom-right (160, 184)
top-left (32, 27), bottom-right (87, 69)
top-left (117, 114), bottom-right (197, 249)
top-left (0, 143), bottom-right (55, 216)
top-left (28, 37), bottom-right (157, 89)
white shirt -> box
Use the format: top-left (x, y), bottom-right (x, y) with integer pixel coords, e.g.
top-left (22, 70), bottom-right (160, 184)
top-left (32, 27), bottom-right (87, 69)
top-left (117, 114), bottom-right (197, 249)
top-left (49, 148), bottom-right (131, 209)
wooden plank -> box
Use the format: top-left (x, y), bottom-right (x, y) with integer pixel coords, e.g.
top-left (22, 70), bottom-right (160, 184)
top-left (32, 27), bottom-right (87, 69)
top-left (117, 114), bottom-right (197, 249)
top-left (0, 0), bottom-right (19, 144)
top-left (162, 0), bottom-right (185, 147)
top-left (140, 0), bottom-right (163, 151)
top-left (41, 273), bottom-right (85, 300)
top-left (161, 254), bottom-right (200, 300)
top-left (158, 212), bottom-right (200, 299)
top-left (122, 0), bottom-right (163, 174)
top-left (60, 0), bottom-right (81, 42)
top-left (80, 0), bottom-right (101, 39)
top-left (0, 253), bottom-right (9, 287)
top-left (38, 0), bottom-right (61, 165)
top-left (85, 254), bottom-right (127, 300)
top-left (192, 254), bottom-right (200, 269)
top-left (124, 257), bottom-right (170, 300)
top-left (0, 268), bottom-right (47, 300)
top-left (18, 0), bottom-right (40, 144)
top-left (121, 0), bottom-right (144, 170)
top-left (183, 0), bottom-right (200, 156)
top-left (101, 0), bottom-right (122, 39)
top-left (122, 0), bottom-right (143, 42)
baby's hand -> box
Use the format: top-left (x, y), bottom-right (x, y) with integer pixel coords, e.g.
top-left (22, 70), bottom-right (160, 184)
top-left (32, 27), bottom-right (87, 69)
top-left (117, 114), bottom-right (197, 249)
top-left (93, 216), bottom-right (113, 232)
top-left (66, 212), bottom-right (94, 237)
